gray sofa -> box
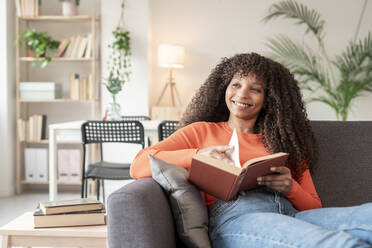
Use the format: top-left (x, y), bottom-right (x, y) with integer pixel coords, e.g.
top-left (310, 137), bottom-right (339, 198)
top-left (107, 121), bottom-right (372, 248)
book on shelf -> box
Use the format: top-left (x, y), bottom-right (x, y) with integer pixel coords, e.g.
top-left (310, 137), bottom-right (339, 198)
top-left (70, 35), bottom-right (82, 58)
top-left (84, 34), bottom-right (92, 58)
top-left (34, 208), bottom-right (106, 228)
top-left (64, 36), bottom-right (76, 58)
top-left (57, 39), bottom-right (70, 57)
top-left (188, 129), bottom-right (289, 201)
top-left (76, 36), bottom-right (88, 58)
top-left (69, 73), bottom-right (93, 100)
top-left (17, 118), bottom-right (26, 142)
top-left (39, 198), bottom-right (104, 215)
top-left (16, 0), bottom-right (39, 17)
top-left (59, 34), bottom-right (91, 59)
top-left (23, 114), bottom-right (47, 142)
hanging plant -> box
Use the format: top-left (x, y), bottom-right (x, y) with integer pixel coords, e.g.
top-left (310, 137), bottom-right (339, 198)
top-left (104, 0), bottom-right (131, 93)
top-left (104, 0), bottom-right (132, 120)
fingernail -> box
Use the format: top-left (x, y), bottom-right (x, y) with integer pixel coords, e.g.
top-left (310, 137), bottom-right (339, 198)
top-left (257, 177), bottom-right (262, 181)
top-left (270, 167), bottom-right (276, 171)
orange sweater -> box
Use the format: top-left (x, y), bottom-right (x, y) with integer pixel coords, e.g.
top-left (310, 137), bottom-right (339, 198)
top-left (130, 121), bottom-right (322, 211)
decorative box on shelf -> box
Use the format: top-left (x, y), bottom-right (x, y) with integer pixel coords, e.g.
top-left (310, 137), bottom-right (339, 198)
top-left (20, 82), bottom-right (62, 100)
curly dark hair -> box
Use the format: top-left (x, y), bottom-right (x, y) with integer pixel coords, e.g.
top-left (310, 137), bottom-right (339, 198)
top-left (179, 52), bottom-right (317, 179)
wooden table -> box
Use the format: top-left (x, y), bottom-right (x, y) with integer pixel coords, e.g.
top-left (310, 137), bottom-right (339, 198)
top-left (0, 212), bottom-right (107, 248)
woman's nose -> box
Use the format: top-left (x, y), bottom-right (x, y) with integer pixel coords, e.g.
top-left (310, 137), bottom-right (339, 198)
top-left (236, 87), bottom-right (250, 98)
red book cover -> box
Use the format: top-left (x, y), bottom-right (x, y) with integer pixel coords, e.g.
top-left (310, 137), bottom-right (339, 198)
top-left (188, 152), bottom-right (289, 201)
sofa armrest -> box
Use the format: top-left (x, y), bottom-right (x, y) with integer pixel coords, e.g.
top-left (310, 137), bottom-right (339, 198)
top-left (107, 178), bottom-right (177, 248)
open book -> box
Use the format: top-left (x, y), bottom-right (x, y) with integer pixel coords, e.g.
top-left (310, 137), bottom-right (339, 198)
top-left (188, 129), bottom-right (288, 201)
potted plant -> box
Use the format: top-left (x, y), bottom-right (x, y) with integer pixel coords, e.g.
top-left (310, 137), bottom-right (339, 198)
top-left (263, 0), bottom-right (372, 120)
top-left (18, 28), bottom-right (60, 68)
top-left (104, 2), bottom-right (131, 120)
top-left (58, 0), bottom-right (80, 16)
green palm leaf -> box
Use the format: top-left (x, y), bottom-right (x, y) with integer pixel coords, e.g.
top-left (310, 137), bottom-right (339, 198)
top-left (263, 0), bottom-right (372, 120)
top-left (263, 0), bottom-right (325, 39)
top-left (265, 35), bottom-right (329, 89)
top-left (335, 32), bottom-right (372, 81)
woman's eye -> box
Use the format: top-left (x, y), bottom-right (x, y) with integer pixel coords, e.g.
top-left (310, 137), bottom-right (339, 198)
top-left (231, 83), bottom-right (240, 87)
top-left (251, 88), bottom-right (261, 92)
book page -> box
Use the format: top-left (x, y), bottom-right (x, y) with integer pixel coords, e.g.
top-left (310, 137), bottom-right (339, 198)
top-left (242, 152), bottom-right (288, 168)
top-left (226, 128), bottom-right (241, 168)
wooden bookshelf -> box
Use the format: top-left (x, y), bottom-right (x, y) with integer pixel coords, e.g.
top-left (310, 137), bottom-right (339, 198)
top-left (21, 180), bottom-right (81, 185)
top-left (15, 12), bottom-right (101, 194)
top-left (20, 57), bottom-right (94, 62)
top-left (19, 99), bottom-right (93, 103)
top-left (20, 15), bottom-right (91, 22)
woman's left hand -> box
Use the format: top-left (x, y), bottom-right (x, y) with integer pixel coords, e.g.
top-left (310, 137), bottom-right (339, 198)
top-left (257, 166), bottom-right (293, 194)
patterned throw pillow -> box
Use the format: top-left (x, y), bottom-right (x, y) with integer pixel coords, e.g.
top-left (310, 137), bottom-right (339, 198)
top-left (149, 155), bottom-right (211, 248)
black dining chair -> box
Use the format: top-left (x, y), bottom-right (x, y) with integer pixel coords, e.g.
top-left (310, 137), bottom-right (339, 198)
top-left (121, 116), bottom-right (151, 145)
top-left (81, 120), bottom-right (145, 203)
top-left (157, 120), bottom-right (179, 141)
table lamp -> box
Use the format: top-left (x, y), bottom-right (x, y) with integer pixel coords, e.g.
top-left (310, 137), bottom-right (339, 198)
top-left (156, 44), bottom-right (185, 107)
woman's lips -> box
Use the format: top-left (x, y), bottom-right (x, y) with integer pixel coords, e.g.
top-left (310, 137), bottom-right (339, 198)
top-left (232, 100), bottom-right (253, 108)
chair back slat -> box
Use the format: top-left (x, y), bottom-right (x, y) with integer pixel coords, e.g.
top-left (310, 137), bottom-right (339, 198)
top-left (158, 121), bottom-right (178, 141)
top-left (81, 120), bottom-right (145, 148)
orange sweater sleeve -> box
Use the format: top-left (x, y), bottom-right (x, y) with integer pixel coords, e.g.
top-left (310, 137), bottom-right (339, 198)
top-left (130, 123), bottom-right (200, 178)
top-left (285, 169), bottom-right (322, 210)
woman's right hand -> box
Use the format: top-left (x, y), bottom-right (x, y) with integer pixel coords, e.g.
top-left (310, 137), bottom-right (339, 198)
top-left (197, 145), bottom-right (235, 165)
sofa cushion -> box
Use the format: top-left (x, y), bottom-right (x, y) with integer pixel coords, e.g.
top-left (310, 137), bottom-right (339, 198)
top-left (310, 121), bottom-right (372, 207)
top-left (149, 155), bottom-right (211, 248)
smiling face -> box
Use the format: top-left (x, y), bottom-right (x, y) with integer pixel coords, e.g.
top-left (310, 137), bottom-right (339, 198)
top-left (225, 73), bottom-right (265, 122)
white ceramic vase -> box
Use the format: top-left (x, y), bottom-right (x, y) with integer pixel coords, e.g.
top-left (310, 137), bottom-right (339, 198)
top-left (62, 0), bottom-right (78, 16)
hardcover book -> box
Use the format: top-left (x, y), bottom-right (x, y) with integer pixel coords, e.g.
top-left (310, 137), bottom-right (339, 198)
top-left (188, 152), bottom-right (289, 201)
top-left (33, 208), bottom-right (106, 228)
top-left (39, 198), bottom-right (104, 215)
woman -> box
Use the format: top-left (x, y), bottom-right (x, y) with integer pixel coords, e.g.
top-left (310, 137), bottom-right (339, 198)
top-left (130, 53), bottom-right (372, 247)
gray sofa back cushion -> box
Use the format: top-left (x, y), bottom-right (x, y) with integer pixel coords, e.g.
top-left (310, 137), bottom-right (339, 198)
top-left (311, 121), bottom-right (372, 207)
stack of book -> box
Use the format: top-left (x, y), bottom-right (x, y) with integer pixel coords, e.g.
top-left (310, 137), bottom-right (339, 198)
top-left (15, 0), bottom-right (39, 17)
top-left (17, 114), bottom-right (47, 142)
top-left (34, 198), bottom-right (106, 228)
top-left (57, 34), bottom-right (93, 59)
top-left (69, 73), bottom-right (94, 100)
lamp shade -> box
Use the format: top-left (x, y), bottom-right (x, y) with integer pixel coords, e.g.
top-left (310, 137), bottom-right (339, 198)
top-left (158, 44), bottom-right (185, 68)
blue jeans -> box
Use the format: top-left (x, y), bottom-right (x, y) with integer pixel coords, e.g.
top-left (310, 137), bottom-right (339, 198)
top-left (208, 187), bottom-right (372, 248)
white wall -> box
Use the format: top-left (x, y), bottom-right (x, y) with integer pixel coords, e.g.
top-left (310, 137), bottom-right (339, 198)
top-left (101, 0), bottom-right (149, 117)
top-left (149, 0), bottom-right (372, 120)
top-left (0, 0), bottom-right (15, 196)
